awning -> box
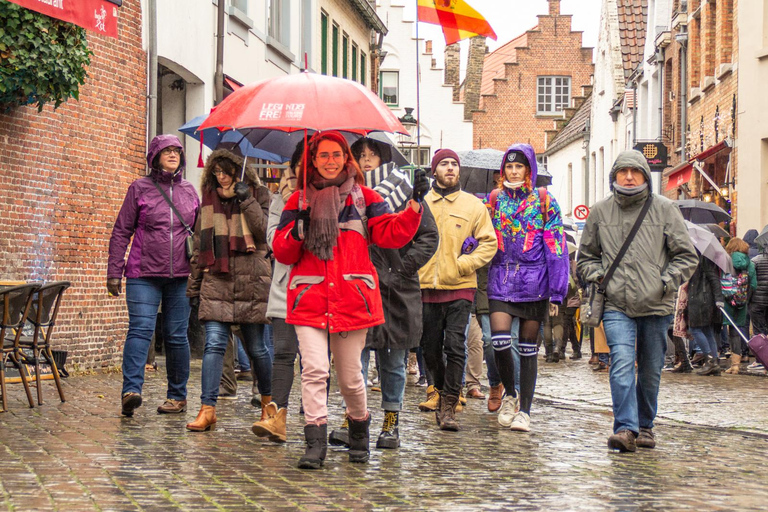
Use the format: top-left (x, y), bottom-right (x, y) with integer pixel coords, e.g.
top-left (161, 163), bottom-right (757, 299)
top-left (6, 0), bottom-right (119, 38)
top-left (691, 138), bottom-right (732, 163)
top-left (665, 163), bottom-right (693, 191)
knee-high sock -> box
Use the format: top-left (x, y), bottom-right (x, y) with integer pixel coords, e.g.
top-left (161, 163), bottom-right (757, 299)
top-left (492, 331), bottom-right (516, 398)
top-left (518, 338), bottom-right (539, 414)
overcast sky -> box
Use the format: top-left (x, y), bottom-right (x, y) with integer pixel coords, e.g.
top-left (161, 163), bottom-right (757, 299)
top-left (399, 0), bottom-right (602, 71)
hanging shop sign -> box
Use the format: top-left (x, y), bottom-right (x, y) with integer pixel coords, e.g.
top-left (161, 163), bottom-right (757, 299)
top-left (633, 141), bottom-right (669, 171)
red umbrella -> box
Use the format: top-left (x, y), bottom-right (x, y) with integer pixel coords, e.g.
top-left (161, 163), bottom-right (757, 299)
top-left (199, 72), bottom-right (408, 135)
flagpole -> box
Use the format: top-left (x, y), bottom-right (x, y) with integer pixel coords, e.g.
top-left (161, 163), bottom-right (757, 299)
top-left (415, 0), bottom-right (421, 165)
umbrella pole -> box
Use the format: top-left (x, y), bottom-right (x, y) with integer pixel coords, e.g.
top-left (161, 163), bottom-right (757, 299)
top-left (415, 0), bottom-right (421, 160)
top-left (240, 155), bottom-right (247, 182)
top-left (302, 129), bottom-right (308, 210)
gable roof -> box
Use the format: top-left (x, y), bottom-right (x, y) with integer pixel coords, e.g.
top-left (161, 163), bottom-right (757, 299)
top-left (479, 30), bottom-right (533, 101)
top-left (544, 93), bottom-right (593, 155)
top-left (617, 0), bottom-right (648, 80)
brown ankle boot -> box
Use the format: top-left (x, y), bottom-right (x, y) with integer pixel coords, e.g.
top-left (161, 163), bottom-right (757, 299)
top-left (252, 402), bottom-right (287, 443)
top-left (488, 384), bottom-right (504, 412)
top-left (259, 395), bottom-right (273, 421)
top-left (725, 354), bottom-right (741, 374)
top-left (186, 405), bottom-right (217, 432)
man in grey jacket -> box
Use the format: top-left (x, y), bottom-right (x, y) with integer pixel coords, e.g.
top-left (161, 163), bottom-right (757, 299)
top-left (578, 150), bottom-right (697, 453)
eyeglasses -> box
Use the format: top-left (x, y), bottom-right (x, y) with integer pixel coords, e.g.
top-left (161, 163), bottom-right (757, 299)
top-left (213, 169), bottom-right (233, 177)
top-left (315, 151), bottom-right (345, 163)
top-left (161, 147), bottom-right (182, 156)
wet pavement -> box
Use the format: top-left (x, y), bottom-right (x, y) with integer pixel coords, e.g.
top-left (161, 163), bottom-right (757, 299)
top-left (1, 355), bottom-right (767, 511)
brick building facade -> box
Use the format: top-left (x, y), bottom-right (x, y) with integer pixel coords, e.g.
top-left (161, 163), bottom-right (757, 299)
top-left (0, 3), bottom-right (146, 369)
top-left (472, 0), bottom-right (594, 156)
top-left (662, 0), bottom-right (738, 231)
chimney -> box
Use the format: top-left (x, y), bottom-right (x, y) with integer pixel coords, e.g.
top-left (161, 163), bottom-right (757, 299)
top-left (464, 36), bottom-right (486, 121)
top-left (444, 43), bottom-right (461, 101)
top-left (549, 0), bottom-right (560, 16)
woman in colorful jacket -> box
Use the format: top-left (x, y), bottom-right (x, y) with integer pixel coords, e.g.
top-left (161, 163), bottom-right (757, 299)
top-left (185, 149), bottom-right (273, 432)
top-left (272, 131), bottom-right (424, 470)
top-left (485, 143), bottom-right (569, 433)
top-left (107, 134), bottom-right (199, 417)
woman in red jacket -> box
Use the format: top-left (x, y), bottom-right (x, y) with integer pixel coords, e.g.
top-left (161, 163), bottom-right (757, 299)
top-left (273, 131), bottom-right (426, 469)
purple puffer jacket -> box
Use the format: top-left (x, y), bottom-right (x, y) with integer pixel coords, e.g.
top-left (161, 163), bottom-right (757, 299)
top-left (108, 134), bottom-right (200, 279)
top-left (486, 143), bottom-right (569, 304)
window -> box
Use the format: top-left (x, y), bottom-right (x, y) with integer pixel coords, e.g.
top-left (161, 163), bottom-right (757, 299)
top-left (321, 12), bottom-right (328, 74)
top-left (380, 71), bottom-right (398, 105)
top-left (537, 76), bottom-right (571, 114)
top-left (360, 52), bottom-right (366, 86)
top-left (398, 146), bottom-right (431, 167)
top-left (351, 44), bottom-right (358, 82)
top-left (342, 34), bottom-right (349, 79)
top-left (267, 0), bottom-right (283, 42)
top-left (231, 0), bottom-right (247, 13)
top-left (332, 24), bottom-right (339, 77)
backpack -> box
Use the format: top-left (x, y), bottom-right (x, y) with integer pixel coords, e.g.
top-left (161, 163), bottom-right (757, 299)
top-left (489, 187), bottom-right (549, 224)
top-left (721, 270), bottom-right (750, 307)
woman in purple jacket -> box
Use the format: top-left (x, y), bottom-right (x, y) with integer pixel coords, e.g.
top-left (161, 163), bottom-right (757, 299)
top-left (485, 143), bottom-right (568, 433)
top-left (108, 134), bottom-right (200, 417)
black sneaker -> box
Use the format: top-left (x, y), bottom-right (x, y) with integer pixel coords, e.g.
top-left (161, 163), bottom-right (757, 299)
top-left (636, 428), bottom-right (656, 449)
top-left (416, 375), bottom-right (427, 387)
top-left (121, 392), bottom-right (142, 417)
top-left (608, 430), bottom-right (637, 452)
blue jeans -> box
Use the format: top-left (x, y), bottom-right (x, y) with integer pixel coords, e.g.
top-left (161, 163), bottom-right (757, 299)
top-left (602, 310), bottom-right (672, 434)
top-left (122, 277), bottom-right (190, 400)
top-left (478, 313), bottom-right (501, 387)
top-left (691, 325), bottom-right (718, 359)
top-left (201, 322), bottom-right (272, 406)
top-left (236, 338), bottom-right (251, 372)
top-left (361, 347), bottom-right (407, 411)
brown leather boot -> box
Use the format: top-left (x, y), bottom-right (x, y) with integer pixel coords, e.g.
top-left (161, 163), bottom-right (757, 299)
top-left (252, 402), bottom-right (287, 443)
top-left (488, 384), bottom-right (504, 412)
top-left (725, 354), bottom-right (741, 374)
top-left (438, 394), bottom-right (460, 431)
top-left (259, 395), bottom-right (273, 421)
top-left (186, 405), bottom-right (217, 432)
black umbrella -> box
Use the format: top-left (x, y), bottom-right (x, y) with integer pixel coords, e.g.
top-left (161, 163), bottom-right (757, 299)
top-left (458, 149), bottom-right (553, 195)
top-left (755, 225), bottom-right (768, 248)
top-left (702, 223), bottom-right (730, 239)
top-left (675, 199), bottom-right (731, 224)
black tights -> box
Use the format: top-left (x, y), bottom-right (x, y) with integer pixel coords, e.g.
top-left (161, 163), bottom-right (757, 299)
top-left (491, 312), bottom-right (539, 414)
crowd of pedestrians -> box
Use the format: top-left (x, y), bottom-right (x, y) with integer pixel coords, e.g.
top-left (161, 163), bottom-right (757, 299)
top-left (107, 135), bottom-right (767, 467)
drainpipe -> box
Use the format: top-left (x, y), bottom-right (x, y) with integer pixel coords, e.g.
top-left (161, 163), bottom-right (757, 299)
top-left (214, 0), bottom-right (226, 104)
top-left (632, 76), bottom-right (638, 147)
top-left (147, 0), bottom-right (157, 143)
top-left (658, 48), bottom-right (664, 140)
top-left (679, 39), bottom-right (688, 160)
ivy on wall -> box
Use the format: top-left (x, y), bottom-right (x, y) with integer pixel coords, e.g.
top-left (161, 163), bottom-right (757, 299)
top-left (0, 1), bottom-right (92, 112)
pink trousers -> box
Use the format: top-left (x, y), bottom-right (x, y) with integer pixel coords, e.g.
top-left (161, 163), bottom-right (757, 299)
top-left (295, 326), bottom-right (368, 426)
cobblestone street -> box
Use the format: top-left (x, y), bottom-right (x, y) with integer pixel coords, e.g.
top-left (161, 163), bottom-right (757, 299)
top-left (1, 357), bottom-right (767, 511)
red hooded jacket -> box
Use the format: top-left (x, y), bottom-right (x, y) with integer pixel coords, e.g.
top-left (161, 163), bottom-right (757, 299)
top-left (273, 186), bottom-right (421, 333)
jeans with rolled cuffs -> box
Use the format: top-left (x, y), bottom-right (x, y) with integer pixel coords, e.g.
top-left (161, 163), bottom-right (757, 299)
top-left (122, 277), bottom-right (191, 400)
top-left (602, 310), bottom-right (672, 434)
top-left (361, 347), bottom-right (407, 411)
top-left (201, 322), bottom-right (272, 406)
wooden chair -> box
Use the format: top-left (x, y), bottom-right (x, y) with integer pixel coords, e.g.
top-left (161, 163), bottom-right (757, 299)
top-left (18, 281), bottom-right (71, 405)
top-left (0, 283), bottom-right (42, 413)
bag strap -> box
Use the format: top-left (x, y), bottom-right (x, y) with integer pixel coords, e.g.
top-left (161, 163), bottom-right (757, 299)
top-left (490, 188), bottom-right (500, 212)
top-left (152, 180), bottom-right (193, 235)
top-left (598, 195), bottom-right (653, 293)
top-left (538, 187), bottom-right (549, 224)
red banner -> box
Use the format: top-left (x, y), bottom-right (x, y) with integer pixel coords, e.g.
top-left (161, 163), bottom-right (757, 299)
top-left (5, 0), bottom-right (119, 38)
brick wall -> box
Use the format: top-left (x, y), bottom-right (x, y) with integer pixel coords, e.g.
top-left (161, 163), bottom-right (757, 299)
top-left (685, 0), bottom-right (739, 232)
top-left (472, 9), bottom-right (594, 154)
top-left (0, 3), bottom-right (146, 369)
top-left (463, 36), bottom-right (486, 121)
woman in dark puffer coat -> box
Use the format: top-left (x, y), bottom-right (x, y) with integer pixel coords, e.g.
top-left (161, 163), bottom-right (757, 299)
top-left (186, 149), bottom-right (272, 431)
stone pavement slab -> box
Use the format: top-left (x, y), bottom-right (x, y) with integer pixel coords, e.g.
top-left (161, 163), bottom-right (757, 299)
top-left (1, 358), bottom-right (767, 511)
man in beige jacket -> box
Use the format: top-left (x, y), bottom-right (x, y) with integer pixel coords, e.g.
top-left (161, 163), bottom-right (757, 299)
top-left (418, 149), bottom-right (497, 431)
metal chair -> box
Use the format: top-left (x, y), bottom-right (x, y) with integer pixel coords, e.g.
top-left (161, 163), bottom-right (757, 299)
top-left (18, 281), bottom-right (71, 405)
top-left (0, 282), bottom-right (42, 413)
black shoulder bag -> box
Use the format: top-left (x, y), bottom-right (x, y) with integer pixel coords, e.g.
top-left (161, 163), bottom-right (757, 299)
top-left (580, 195), bottom-right (654, 328)
top-left (152, 181), bottom-right (195, 259)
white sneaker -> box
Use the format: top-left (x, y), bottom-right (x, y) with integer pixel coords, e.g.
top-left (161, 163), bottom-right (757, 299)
top-left (510, 411), bottom-right (531, 432)
top-left (747, 361), bottom-right (765, 371)
top-left (497, 395), bottom-right (519, 427)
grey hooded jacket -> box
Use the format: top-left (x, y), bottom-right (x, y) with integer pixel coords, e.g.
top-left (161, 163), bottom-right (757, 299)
top-left (577, 150), bottom-right (698, 317)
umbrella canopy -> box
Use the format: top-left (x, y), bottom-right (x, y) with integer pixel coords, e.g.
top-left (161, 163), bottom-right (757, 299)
top-left (199, 72), bottom-right (407, 135)
top-left (755, 225), bottom-right (768, 248)
top-left (458, 148), bottom-right (552, 195)
top-left (457, 149), bottom-right (504, 170)
top-left (179, 114), bottom-right (286, 162)
top-left (685, 221), bottom-right (735, 274)
top-left (675, 199), bottom-right (731, 224)
top-left (702, 223), bottom-right (730, 239)
top-left (364, 132), bottom-right (410, 167)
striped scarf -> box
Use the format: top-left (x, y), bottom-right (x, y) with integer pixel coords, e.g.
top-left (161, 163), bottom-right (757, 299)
top-left (198, 186), bottom-right (255, 274)
top-left (364, 163), bottom-right (412, 213)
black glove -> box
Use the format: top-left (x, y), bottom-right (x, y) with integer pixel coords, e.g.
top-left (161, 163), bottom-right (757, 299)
top-left (291, 208), bottom-right (311, 241)
top-left (107, 278), bottom-right (121, 297)
top-left (412, 168), bottom-right (429, 203)
top-left (234, 182), bottom-right (251, 202)
top-left (189, 296), bottom-right (200, 309)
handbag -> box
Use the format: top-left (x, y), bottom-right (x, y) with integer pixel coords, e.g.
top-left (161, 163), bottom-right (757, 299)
top-left (580, 194), bottom-right (653, 328)
top-left (152, 181), bottom-right (195, 259)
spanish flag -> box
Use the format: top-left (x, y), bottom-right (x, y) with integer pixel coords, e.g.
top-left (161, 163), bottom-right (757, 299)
top-left (417, 0), bottom-right (497, 45)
